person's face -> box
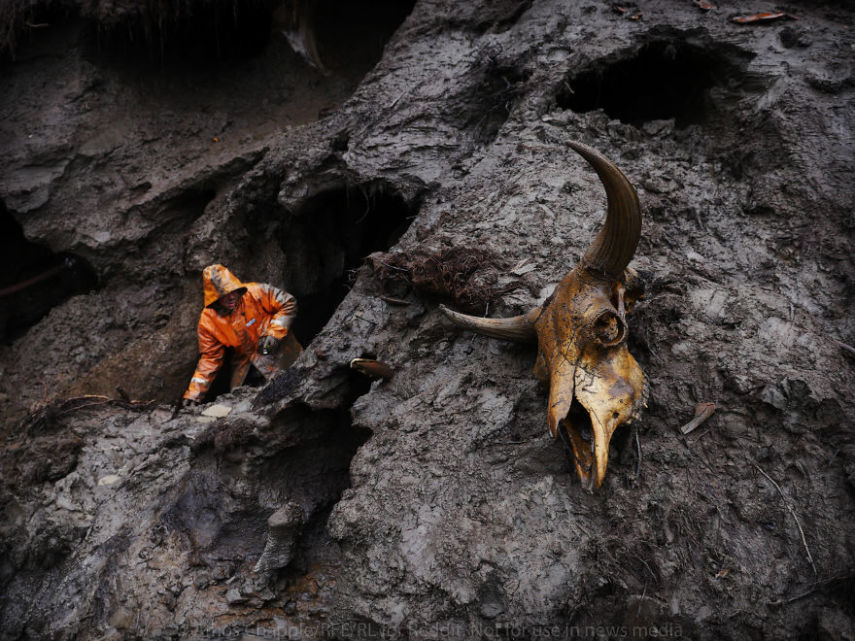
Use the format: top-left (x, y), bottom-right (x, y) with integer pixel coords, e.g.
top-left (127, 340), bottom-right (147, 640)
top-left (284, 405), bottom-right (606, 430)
top-left (219, 290), bottom-right (242, 312)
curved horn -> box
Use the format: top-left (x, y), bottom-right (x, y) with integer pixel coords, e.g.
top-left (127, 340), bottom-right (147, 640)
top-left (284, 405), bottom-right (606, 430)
top-left (567, 141), bottom-right (641, 279)
top-left (439, 304), bottom-right (539, 343)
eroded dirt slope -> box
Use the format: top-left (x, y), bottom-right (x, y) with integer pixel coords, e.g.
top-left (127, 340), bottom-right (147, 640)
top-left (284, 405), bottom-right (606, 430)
top-left (1, 0), bottom-right (854, 639)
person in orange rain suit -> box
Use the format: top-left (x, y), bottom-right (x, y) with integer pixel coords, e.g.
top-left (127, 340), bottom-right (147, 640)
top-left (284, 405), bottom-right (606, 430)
top-left (183, 264), bottom-right (302, 405)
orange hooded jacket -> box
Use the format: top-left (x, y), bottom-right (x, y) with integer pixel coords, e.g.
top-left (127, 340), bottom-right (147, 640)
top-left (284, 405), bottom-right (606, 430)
top-left (184, 265), bottom-right (298, 401)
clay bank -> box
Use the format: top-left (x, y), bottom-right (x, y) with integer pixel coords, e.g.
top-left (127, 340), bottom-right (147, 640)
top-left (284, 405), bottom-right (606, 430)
top-left (1, 0), bottom-right (854, 640)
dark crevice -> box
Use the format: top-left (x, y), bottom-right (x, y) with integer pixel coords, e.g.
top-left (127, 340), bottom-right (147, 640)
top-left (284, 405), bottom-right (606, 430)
top-left (182, 392), bottom-right (372, 617)
top-left (258, 392), bottom-right (372, 605)
top-left (84, 1), bottom-right (278, 66)
top-left (0, 1), bottom-right (77, 60)
top-left (558, 38), bottom-right (750, 128)
top-left (0, 203), bottom-right (99, 344)
top-left (279, 180), bottom-right (419, 347)
top-left (79, 0), bottom-right (415, 73)
top-left (460, 62), bottom-right (529, 145)
top-left (304, 0), bottom-right (415, 75)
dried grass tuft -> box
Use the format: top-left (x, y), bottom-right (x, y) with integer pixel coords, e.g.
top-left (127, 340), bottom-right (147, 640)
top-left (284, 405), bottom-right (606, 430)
top-left (371, 245), bottom-right (525, 314)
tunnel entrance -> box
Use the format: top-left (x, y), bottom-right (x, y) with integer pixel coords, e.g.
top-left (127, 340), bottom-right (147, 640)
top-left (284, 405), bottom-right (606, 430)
top-left (74, 0), bottom-right (416, 134)
top-left (280, 181), bottom-right (416, 346)
top-left (201, 180), bottom-right (417, 403)
top-left (298, 0), bottom-right (415, 76)
top-left (557, 39), bottom-right (741, 128)
top-left (81, 0), bottom-right (415, 74)
top-left (84, 0), bottom-right (275, 66)
top-left (0, 204), bottom-right (99, 345)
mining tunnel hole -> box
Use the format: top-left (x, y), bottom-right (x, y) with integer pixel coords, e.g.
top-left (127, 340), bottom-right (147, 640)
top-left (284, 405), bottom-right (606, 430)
top-left (200, 181), bottom-right (416, 403)
top-left (84, 1), bottom-right (275, 66)
top-left (262, 403), bottom-right (372, 587)
top-left (0, 203), bottom-right (99, 345)
top-left (80, 0), bottom-right (415, 76)
top-left (557, 40), bottom-right (737, 128)
top-left (0, 2), bottom-right (78, 60)
top-left (278, 180), bottom-right (418, 347)
top-left (304, 0), bottom-right (416, 76)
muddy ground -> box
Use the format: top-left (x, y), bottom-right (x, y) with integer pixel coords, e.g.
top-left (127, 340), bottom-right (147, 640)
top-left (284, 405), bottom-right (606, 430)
top-left (1, 0), bottom-right (854, 639)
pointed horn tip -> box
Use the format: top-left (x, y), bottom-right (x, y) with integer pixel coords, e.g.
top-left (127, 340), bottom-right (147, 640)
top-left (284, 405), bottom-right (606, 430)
top-left (565, 140), bottom-right (606, 164)
top-left (438, 304), bottom-right (458, 321)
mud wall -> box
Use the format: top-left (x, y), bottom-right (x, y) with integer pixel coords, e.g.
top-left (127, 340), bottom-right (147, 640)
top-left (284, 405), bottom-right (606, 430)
top-left (1, 0), bottom-right (854, 640)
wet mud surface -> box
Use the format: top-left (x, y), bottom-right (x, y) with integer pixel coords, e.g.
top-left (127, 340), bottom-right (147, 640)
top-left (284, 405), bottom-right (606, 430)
top-left (1, 0), bottom-right (854, 639)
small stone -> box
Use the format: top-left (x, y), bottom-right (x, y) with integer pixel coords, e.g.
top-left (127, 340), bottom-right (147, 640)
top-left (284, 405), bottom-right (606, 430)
top-left (233, 401), bottom-right (252, 413)
top-left (201, 404), bottom-right (232, 418)
top-left (759, 384), bottom-right (788, 411)
top-left (97, 475), bottom-right (121, 487)
top-left (254, 502), bottom-right (306, 575)
top-left (226, 587), bottom-right (246, 605)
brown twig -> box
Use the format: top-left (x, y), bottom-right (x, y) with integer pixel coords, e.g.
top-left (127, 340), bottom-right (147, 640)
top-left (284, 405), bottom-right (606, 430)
top-left (0, 263), bottom-right (65, 297)
top-left (350, 358), bottom-right (395, 380)
top-left (768, 573), bottom-right (855, 606)
top-left (19, 395), bottom-right (157, 433)
top-left (380, 296), bottom-right (411, 306)
top-left (752, 462), bottom-right (818, 576)
top-left (680, 402), bottom-right (716, 435)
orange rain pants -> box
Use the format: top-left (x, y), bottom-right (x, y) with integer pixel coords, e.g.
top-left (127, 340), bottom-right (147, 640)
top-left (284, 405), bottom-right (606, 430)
top-left (184, 264), bottom-right (301, 402)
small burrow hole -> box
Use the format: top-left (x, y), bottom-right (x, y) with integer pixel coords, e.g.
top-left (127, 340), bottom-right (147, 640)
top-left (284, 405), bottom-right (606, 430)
top-left (0, 204), bottom-right (99, 344)
top-left (558, 40), bottom-right (738, 128)
top-left (303, 0), bottom-right (416, 76)
top-left (280, 181), bottom-right (418, 346)
top-left (461, 63), bottom-right (529, 145)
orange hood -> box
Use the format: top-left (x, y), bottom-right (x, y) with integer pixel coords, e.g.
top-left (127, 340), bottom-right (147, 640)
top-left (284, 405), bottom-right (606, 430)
top-left (202, 264), bottom-right (247, 307)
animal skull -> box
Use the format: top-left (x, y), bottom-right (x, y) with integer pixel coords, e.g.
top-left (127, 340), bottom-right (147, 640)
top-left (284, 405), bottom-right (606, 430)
top-left (440, 141), bottom-right (648, 491)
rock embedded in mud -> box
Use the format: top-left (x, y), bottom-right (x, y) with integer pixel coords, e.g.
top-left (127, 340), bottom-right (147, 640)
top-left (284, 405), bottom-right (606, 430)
top-left (253, 502), bottom-right (306, 577)
top-left (200, 403), bottom-right (233, 418)
top-left (0, 0), bottom-right (854, 640)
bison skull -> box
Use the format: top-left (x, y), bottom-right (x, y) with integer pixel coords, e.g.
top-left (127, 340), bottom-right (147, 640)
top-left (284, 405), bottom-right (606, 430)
top-left (440, 141), bottom-right (648, 491)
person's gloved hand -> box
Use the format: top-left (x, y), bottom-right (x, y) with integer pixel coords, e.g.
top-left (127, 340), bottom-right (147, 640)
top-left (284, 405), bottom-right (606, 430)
top-left (258, 335), bottom-right (280, 355)
top-left (183, 398), bottom-right (200, 408)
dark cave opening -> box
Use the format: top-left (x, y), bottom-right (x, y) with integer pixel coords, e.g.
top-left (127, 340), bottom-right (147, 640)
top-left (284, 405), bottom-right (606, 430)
top-left (280, 181), bottom-right (417, 347)
top-left (201, 180), bottom-right (416, 403)
top-left (0, 204), bottom-right (99, 345)
top-left (557, 40), bottom-right (734, 128)
top-left (85, 0), bottom-right (277, 65)
top-left (81, 0), bottom-right (415, 73)
top-left (301, 0), bottom-right (415, 75)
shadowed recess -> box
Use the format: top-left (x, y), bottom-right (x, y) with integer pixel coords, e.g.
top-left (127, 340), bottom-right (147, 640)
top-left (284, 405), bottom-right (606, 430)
top-left (86, 1), bottom-right (274, 63)
top-left (280, 181), bottom-right (417, 346)
top-left (558, 39), bottom-right (739, 128)
top-left (80, 0), bottom-right (415, 71)
top-left (462, 62), bottom-right (529, 145)
top-left (0, 204), bottom-right (99, 344)
top-left (304, 0), bottom-right (415, 75)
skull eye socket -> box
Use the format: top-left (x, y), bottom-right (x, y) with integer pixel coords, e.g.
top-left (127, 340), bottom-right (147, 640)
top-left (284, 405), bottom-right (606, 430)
top-left (593, 310), bottom-right (625, 346)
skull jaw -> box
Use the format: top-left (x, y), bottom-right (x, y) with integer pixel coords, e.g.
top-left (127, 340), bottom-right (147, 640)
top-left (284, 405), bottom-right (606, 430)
top-left (560, 398), bottom-right (605, 492)
top-left (546, 346), bottom-right (647, 491)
